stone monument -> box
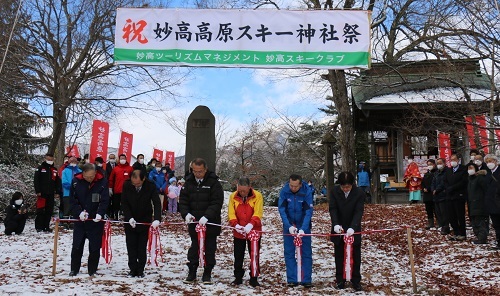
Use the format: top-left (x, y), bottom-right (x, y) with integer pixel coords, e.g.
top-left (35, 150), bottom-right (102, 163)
top-left (185, 105), bottom-right (216, 174)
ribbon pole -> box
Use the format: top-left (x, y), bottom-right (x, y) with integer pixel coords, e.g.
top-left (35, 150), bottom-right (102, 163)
top-left (407, 227), bottom-right (417, 293)
top-left (52, 218), bottom-right (59, 276)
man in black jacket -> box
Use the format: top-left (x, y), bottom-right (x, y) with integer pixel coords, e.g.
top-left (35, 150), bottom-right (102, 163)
top-left (179, 158), bottom-right (224, 285)
top-left (329, 171), bottom-right (365, 292)
top-left (121, 170), bottom-right (162, 277)
top-left (444, 154), bottom-right (468, 241)
top-left (33, 153), bottom-right (61, 232)
top-left (485, 154), bottom-right (500, 250)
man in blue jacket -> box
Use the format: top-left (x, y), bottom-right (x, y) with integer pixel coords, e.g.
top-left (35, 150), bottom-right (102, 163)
top-left (278, 174), bottom-right (314, 288)
top-left (61, 157), bottom-right (82, 218)
top-left (69, 163), bottom-right (109, 276)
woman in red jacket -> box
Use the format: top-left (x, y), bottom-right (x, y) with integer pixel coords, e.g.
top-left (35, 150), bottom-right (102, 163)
top-left (108, 154), bottom-right (133, 220)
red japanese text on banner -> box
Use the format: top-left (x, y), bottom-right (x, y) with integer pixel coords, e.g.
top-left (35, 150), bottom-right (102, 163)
top-left (66, 145), bottom-right (80, 158)
top-left (465, 115), bottom-right (489, 154)
top-left (153, 148), bottom-right (163, 163)
top-left (118, 131), bottom-right (133, 163)
top-left (89, 120), bottom-right (109, 163)
top-left (437, 132), bottom-right (452, 166)
top-left (165, 151), bottom-right (175, 170)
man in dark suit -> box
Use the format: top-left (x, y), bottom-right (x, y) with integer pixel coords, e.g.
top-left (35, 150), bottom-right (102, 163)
top-left (121, 170), bottom-right (162, 277)
top-left (329, 171), bottom-right (365, 292)
top-left (444, 154), bottom-right (468, 241)
top-left (485, 154), bottom-right (500, 249)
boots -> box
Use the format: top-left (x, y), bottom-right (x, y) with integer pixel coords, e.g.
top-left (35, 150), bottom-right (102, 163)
top-left (249, 277), bottom-right (260, 287)
top-left (232, 269), bottom-right (244, 285)
top-left (183, 265), bottom-right (197, 283)
top-left (425, 218), bottom-right (435, 230)
top-left (202, 266), bottom-right (213, 285)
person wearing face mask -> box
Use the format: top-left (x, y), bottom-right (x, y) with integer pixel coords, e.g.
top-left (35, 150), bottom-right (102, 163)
top-left (444, 154), bottom-right (468, 241)
top-left (403, 156), bottom-right (422, 204)
top-left (61, 157), bottom-right (82, 219)
top-left (132, 154), bottom-right (147, 177)
top-left (422, 159), bottom-right (438, 230)
top-left (69, 164), bottom-right (110, 276)
top-left (484, 154), bottom-right (500, 250)
top-left (432, 158), bottom-right (450, 235)
top-left (148, 162), bottom-right (167, 212)
top-left (4, 192), bottom-right (27, 235)
top-left (146, 158), bottom-right (157, 174)
top-left (469, 149), bottom-right (479, 164)
top-left (58, 156), bottom-right (70, 180)
top-left (94, 157), bottom-right (107, 180)
top-left (105, 154), bottom-right (117, 178)
top-left (108, 154), bottom-right (133, 220)
top-left (34, 153), bottom-right (62, 232)
top-left (466, 163), bottom-right (489, 245)
top-left (473, 154), bottom-right (488, 171)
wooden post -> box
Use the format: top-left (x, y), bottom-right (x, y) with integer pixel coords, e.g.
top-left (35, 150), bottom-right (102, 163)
top-left (52, 219), bottom-right (59, 276)
top-left (406, 227), bottom-right (417, 293)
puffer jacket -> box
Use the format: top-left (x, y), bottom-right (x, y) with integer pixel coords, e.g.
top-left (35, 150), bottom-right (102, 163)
top-left (278, 181), bottom-right (314, 233)
top-left (108, 162), bottom-right (133, 194)
top-left (431, 167), bottom-right (447, 202)
top-left (228, 188), bottom-right (263, 239)
top-left (70, 171), bottom-right (109, 219)
top-left (467, 170), bottom-right (488, 216)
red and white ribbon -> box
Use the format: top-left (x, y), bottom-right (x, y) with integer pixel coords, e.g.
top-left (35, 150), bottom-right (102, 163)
top-left (195, 224), bottom-right (207, 267)
top-left (101, 220), bottom-right (112, 264)
top-left (294, 235), bottom-right (303, 282)
top-left (343, 235), bottom-right (355, 281)
top-left (248, 230), bottom-right (260, 277)
top-left (147, 225), bottom-right (163, 266)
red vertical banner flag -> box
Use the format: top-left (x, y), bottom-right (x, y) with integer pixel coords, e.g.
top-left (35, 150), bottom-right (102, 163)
top-left (66, 145), bottom-right (81, 158)
top-left (465, 115), bottom-right (489, 154)
top-left (165, 151), bottom-right (175, 170)
top-left (465, 116), bottom-right (477, 149)
top-left (89, 120), bottom-right (109, 163)
top-left (437, 131), bottom-right (452, 166)
top-left (118, 131), bottom-right (133, 163)
top-left (153, 149), bottom-right (164, 162)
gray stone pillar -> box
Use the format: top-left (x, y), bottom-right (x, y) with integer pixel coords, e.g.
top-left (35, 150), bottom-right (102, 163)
top-left (185, 106), bottom-right (216, 174)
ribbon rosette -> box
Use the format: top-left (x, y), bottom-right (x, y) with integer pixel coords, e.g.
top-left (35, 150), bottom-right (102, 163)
top-left (195, 224), bottom-right (207, 267)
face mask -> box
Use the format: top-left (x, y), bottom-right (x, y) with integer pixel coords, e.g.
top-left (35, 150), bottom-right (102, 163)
top-left (407, 159), bottom-right (413, 164)
top-left (85, 159), bottom-right (90, 163)
top-left (427, 166), bottom-right (434, 170)
top-left (437, 164), bottom-right (444, 170)
top-left (139, 159), bottom-right (144, 164)
top-left (97, 163), bottom-right (103, 167)
top-left (119, 159), bottom-right (126, 165)
top-left (487, 162), bottom-right (496, 170)
top-left (64, 158), bottom-right (69, 163)
top-left (14, 199), bottom-right (23, 205)
top-left (474, 160), bottom-right (482, 166)
top-left (162, 170), bottom-right (167, 174)
top-left (70, 163), bottom-right (77, 167)
top-left (468, 169), bottom-right (476, 176)
top-left (156, 167), bottom-right (161, 172)
top-left (109, 159), bottom-right (116, 163)
top-left (450, 161), bottom-right (458, 167)
top-left (151, 163), bottom-right (156, 167)
top-left (46, 160), bottom-right (54, 165)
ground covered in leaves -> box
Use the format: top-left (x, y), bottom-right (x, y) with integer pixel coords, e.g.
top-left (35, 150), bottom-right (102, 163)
top-left (0, 196), bottom-right (498, 295)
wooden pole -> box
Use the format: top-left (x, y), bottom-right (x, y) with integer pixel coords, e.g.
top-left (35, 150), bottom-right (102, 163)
top-left (52, 219), bottom-right (59, 276)
top-left (406, 227), bottom-right (417, 293)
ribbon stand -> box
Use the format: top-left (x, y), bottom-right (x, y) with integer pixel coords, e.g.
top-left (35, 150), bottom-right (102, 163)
top-left (52, 218), bottom-right (59, 276)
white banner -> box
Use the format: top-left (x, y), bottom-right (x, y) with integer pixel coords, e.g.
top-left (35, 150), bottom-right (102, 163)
top-left (114, 8), bottom-right (371, 69)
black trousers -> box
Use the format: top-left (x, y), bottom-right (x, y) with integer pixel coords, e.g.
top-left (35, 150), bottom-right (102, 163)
top-left (490, 214), bottom-right (500, 245)
top-left (447, 199), bottom-right (466, 236)
top-left (424, 201), bottom-right (436, 221)
top-left (470, 215), bottom-right (489, 242)
top-left (187, 226), bottom-right (217, 268)
top-left (70, 221), bottom-right (104, 274)
top-left (334, 242), bottom-right (361, 285)
top-left (4, 218), bottom-right (26, 235)
top-left (35, 195), bottom-right (55, 231)
top-left (125, 229), bottom-right (149, 274)
top-left (233, 237), bottom-right (261, 278)
top-left (435, 200), bottom-right (448, 229)
top-left (111, 193), bottom-right (122, 218)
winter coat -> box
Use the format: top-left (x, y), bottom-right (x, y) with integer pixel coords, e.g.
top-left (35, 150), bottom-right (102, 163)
top-left (132, 162), bottom-right (147, 177)
top-left (108, 162), bottom-right (133, 194)
top-left (62, 165), bottom-right (82, 197)
top-left (329, 185), bottom-right (365, 245)
top-left (278, 181), bottom-right (314, 233)
top-left (422, 168), bottom-right (437, 202)
top-left (444, 165), bottom-right (468, 201)
top-left (4, 196), bottom-right (27, 230)
top-left (148, 170), bottom-right (167, 194)
top-left (431, 167), bottom-right (447, 202)
top-left (467, 170), bottom-right (488, 216)
top-left (357, 170), bottom-right (370, 187)
top-left (121, 179), bottom-right (161, 232)
top-left (105, 161), bottom-right (116, 179)
top-left (486, 168), bottom-right (500, 215)
top-left (70, 171), bottom-right (109, 219)
top-left (34, 161), bottom-right (61, 196)
top-left (228, 188), bottom-right (263, 239)
top-left (178, 170), bottom-right (224, 235)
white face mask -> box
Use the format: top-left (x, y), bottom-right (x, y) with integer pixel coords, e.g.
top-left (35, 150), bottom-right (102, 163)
top-left (46, 160), bottom-right (54, 165)
top-left (450, 161), bottom-right (458, 168)
top-left (487, 162), bottom-right (496, 170)
top-left (14, 199), bottom-right (23, 205)
top-left (407, 159), bottom-right (413, 164)
top-left (427, 165), bottom-right (434, 170)
top-left (70, 163), bottom-right (77, 167)
top-left (85, 159), bottom-right (90, 163)
top-left (162, 170), bottom-right (166, 174)
top-left (474, 160), bottom-right (482, 166)
top-left (468, 169), bottom-right (476, 176)
top-left (139, 159), bottom-right (144, 164)
top-left (437, 164), bottom-right (444, 170)
top-left (119, 159), bottom-right (126, 165)
top-left (109, 159), bottom-right (116, 163)
top-left (97, 163), bottom-right (103, 167)
top-left (156, 167), bottom-right (161, 172)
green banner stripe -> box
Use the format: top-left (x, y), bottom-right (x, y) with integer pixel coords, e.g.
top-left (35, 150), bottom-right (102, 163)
top-left (114, 48), bottom-right (369, 67)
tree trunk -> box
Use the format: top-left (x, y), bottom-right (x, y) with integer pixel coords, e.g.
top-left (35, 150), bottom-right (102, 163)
top-left (48, 105), bottom-right (67, 166)
top-left (326, 69), bottom-right (356, 173)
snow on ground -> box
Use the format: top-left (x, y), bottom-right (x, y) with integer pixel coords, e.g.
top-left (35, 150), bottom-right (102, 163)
top-left (0, 194), bottom-right (499, 295)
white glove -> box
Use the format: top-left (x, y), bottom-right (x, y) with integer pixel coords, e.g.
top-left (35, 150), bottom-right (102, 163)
top-left (289, 226), bottom-right (298, 234)
top-left (346, 228), bottom-right (355, 236)
top-left (235, 224), bottom-right (246, 234)
top-left (334, 225), bottom-right (343, 234)
top-left (185, 213), bottom-right (195, 224)
top-left (93, 214), bottom-right (102, 222)
top-left (199, 216), bottom-right (208, 226)
top-left (129, 218), bottom-right (137, 228)
top-left (79, 211), bottom-right (88, 221)
top-left (244, 223), bottom-right (254, 234)
top-left (152, 220), bottom-right (160, 228)
top-left (298, 229), bottom-right (305, 236)
top-left (108, 188), bottom-right (113, 196)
